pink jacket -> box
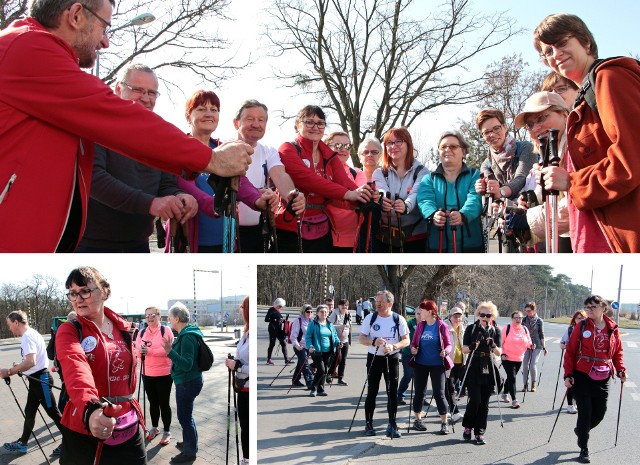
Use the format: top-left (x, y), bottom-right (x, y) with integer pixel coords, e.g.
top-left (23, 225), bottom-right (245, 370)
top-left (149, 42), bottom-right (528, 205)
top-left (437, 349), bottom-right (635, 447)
top-left (326, 163), bottom-right (368, 248)
top-left (135, 325), bottom-right (174, 377)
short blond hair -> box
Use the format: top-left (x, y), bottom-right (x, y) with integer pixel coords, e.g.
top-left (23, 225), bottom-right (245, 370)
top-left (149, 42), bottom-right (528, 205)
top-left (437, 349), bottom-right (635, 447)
top-left (475, 301), bottom-right (498, 319)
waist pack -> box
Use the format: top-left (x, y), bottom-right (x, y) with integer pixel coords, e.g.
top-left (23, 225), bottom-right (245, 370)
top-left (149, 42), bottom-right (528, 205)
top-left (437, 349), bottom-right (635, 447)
top-left (301, 214), bottom-right (330, 240)
top-left (234, 375), bottom-right (249, 392)
top-left (588, 364), bottom-right (611, 381)
top-left (105, 408), bottom-right (138, 446)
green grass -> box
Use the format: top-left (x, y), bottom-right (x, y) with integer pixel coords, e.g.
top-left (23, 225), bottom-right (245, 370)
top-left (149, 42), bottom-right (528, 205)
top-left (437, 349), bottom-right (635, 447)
top-left (547, 316), bottom-right (639, 330)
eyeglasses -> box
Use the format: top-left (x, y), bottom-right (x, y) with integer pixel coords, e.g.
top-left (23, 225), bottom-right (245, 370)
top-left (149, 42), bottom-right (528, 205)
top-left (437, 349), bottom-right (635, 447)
top-left (451, 314), bottom-right (463, 318)
top-left (551, 84), bottom-right (570, 95)
top-left (361, 150), bottom-right (380, 156)
top-left (478, 313), bottom-right (492, 318)
top-left (121, 82), bottom-right (160, 99)
top-left (302, 120), bottom-right (326, 129)
top-left (146, 313), bottom-right (158, 318)
top-left (512, 316), bottom-right (523, 320)
top-left (540, 36), bottom-right (573, 62)
top-left (525, 112), bottom-right (553, 130)
top-left (585, 305), bottom-right (600, 310)
top-left (385, 140), bottom-right (405, 148)
top-left (330, 143), bottom-right (352, 151)
top-left (82, 4), bottom-right (111, 34)
top-left (481, 124), bottom-right (504, 138)
top-left (66, 287), bottom-right (99, 301)
top-left (438, 144), bottom-right (461, 152)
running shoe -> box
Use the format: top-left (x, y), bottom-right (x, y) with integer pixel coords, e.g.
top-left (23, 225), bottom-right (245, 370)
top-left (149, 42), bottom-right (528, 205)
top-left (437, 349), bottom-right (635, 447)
top-left (337, 379), bottom-right (348, 386)
top-left (462, 428), bottom-right (472, 441)
top-left (160, 431), bottom-right (172, 445)
top-left (317, 391), bottom-right (328, 397)
top-left (52, 446), bottom-right (61, 455)
top-left (266, 359), bottom-right (274, 365)
top-left (292, 380), bottom-right (305, 387)
top-left (451, 412), bottom-right (463, 422)
top-left (501, 394), bottom-right (510, 403)
top-left (579, 447), bottom-right (590, 463)
top-left (413, 419), bottom-right (427, 431)
top-left (475, 435), bottom-right (486, 445)
top-left (386, 423), bottom-right (401, 439)
top-left (566, 404), bottom-right (577, 414)
top-left (397, 398), bottom-right (407, 405)
top-left (309, 389), bottom-right (317, 397)
top-left (147, 427), bottom-right (160, 441)
top-left (440, 423), bottom-right (450, 435)
top-left (512, 400), bottom-right (521, 409)
top-left (364, 422), bottom-right (376, 436)
top-left (3, 440), bottom-right (27, 454)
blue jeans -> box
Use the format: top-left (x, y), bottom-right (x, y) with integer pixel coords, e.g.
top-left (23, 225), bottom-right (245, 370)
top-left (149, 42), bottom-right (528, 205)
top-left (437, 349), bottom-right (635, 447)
top-left (397, 352), bottom-right (414, 400)
top-left (293, 347), bottom-right (313, 384)
top-left (175, 375), bottom-right (203, 456)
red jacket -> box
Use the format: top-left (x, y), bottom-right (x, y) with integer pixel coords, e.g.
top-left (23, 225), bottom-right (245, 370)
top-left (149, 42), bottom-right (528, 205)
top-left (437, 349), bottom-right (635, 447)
top-left (0, 19), bottom-right (212, 252)
top-left (275, 135), bottom-right (357, 233)
top-left (55, 308), bottom-right (140, 435)
top-left (566, 57), bottom-right (640, 252)
top-left (563, 314), bottom-right (624, 380)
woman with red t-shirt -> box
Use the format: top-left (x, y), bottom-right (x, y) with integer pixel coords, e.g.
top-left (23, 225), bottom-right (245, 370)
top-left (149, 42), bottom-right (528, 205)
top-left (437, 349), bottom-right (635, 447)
top-left (563, 296), bottom-right (627, 464)
top-left (56, 266), bottom-right (145, 465)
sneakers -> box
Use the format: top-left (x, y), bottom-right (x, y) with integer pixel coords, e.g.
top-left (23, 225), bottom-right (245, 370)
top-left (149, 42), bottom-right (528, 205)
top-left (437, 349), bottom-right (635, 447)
top-left (170, 452), bottom-right (197, 463)
top-left (147, 427), bottom-right (160, 441)
top-left (512, 399), bottom-right (520, 409)
top-left (309, 389), bottom-right (317, 397)
top-left (397, 398), bottom-right (407, 405)
top-left (385, 423), bottom-right (401, 438)
top-left (522, 384), bottom-right (528, 392)
top-left (364, 422), bottom-right (376, 436)
top-left (266, 359), bottom-right (274, 365)
top-left (413, 418), bottom-right (427, 431)
top-left (567, 404), bottom-right (578, 414)
top-left (3, 440), bottom-right (27, 454)
top-left (451, 412), bottom-right (463, 423)
top-left (52, 446), bottom-right (61, 455)
top-left (160, 431), bottom-right (172, 445)
top-left (285, 358), bottom-right (294, 364)
top-left (440, 423), bottom-right (450, 435)
top-left (337, 379), bottom-right (348, 386)
top-left (501, 394), bottom-right (510, 403)
top-left (292, 380), bottom-right (305, 387)
top-left (531, 381), bottom-right (537, 392)
top-left (579, 447), bottom-right (591, 463)
top-left (463, 427), bottom-right (472, 441)
top-left (317, 391), bottom-right (328, 397)
top-left (475, 435), bottom-right (486, 445)
top-left (239, 459), bottom-right (250, 465)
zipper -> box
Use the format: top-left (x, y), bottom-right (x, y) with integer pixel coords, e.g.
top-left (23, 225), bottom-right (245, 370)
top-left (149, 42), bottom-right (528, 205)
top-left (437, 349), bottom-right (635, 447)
top-left (0, 174), bottom-right (17, 205)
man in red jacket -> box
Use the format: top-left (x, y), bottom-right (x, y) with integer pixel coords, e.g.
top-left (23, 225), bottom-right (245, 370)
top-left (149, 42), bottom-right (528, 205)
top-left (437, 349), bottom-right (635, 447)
top-left (0, 0), bottom-right (252, 252)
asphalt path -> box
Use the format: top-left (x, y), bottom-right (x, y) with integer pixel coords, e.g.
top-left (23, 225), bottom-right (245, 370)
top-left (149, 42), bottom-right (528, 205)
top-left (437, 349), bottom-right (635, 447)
top-left (257, 308), bottom-right (640, 465)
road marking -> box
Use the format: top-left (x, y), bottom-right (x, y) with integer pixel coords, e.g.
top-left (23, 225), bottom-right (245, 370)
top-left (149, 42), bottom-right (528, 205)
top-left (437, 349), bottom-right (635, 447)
top-left (627, 341), bottom-right (638, 348)
top-left (624, 381), bottom-right (636, 388)
top-left (631, 393), bottom-right (640, 401)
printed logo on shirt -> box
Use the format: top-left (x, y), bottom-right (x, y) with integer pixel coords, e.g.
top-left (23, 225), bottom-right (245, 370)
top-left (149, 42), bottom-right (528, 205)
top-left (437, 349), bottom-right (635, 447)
top-left (421, 330), bottom-right (434, 341)
top-left (373, 323), bottom-right (381, 331)
top-left (594, 328), bottom-right (608, 351)
top-left (81, 336), bottom-right (98, 353)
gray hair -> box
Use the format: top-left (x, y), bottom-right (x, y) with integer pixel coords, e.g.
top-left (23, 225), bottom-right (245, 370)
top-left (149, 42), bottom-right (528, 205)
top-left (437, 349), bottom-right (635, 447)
top-left (169, 302), bottom-right (190, 323)
top-left (273, 298), bottom-right (286, 308)
top-left (31, 0), bottom-right (116, 29)
top-left (316, 304), bottom-right (329, 313)
top-left (117, 63), bottom-right (157, 86)
top-left (438, 130), bottom-right (470, 155)
top-left (235, 99), bottom-right (269, 121)
top-left (376, 290), bottom-right (394, 304)
top-left (357, 137), bottom-right (383, 155)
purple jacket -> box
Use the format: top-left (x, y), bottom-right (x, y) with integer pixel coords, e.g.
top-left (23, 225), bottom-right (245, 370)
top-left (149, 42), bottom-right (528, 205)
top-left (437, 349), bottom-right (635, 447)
top-left (411, 318), bottom-right (454, 369)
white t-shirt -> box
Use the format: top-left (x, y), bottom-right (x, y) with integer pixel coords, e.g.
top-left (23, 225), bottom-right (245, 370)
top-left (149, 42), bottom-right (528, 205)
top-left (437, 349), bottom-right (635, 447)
top-left (360, 312), bottom-right (409, 355)
top-left (362, 301), bottom-right (372, 311)
top-left (238, 142), bottom-right (284, 226)
top-left (21, 327), bottom-right (48, 375)
top-left (327, 310), bottom-right (351, 343)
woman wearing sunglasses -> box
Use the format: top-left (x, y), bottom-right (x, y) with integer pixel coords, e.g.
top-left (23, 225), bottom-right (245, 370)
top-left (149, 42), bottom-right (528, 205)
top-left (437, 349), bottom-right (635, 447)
top-left (563, 296), bottom-right (626, 463)
top-left (461, 302), bottom-right (502, 445)
top-left (289, 304), bottom-right (316, 389)
top-left (559, 309), bottom-right (587, 415)
top-left (500, 311), bottom-right (533, 409)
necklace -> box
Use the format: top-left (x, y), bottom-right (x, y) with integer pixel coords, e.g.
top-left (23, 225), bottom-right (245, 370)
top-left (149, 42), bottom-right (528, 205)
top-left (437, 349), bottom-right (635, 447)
top-left (102, 319), bottom-right (114, 340)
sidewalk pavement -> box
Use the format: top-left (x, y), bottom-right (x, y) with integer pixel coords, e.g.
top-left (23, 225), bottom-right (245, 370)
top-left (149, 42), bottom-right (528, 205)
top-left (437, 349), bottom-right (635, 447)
top-left (0, 327), bottom-right (244, 465)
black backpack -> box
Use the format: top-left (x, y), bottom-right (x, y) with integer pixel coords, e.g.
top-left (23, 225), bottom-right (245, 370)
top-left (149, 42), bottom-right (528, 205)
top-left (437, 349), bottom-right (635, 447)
top-left (369, 311), bottom-right (401, 340)
top-left (140, 325), bottom-right (165, 339)
top-left (191, 333), bottom-right (214, 371)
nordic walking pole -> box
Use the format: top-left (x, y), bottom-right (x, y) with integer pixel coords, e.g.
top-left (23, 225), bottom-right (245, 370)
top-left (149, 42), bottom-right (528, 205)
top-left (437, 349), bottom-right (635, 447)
top-left (384, 354), bottom-right (393, 440)
top-left (523, 348), bottom-right (533, 403)
top-left (552, 348), bottom-right (564, 410)
top-left (547, 389), bottom-right (568, 443)
top-left (269, 355), bottom-right (296, 387)
top-left (228, 354), bottom-right (241, 465)
top-left (385, 192), bottom-right (393, 253)
top-left (394, 194), bottom-right (404, 253)
top-left (139, 350), bottom-right (148, 437)
top-left (457, 343), bottom-right (479, 402)
top-left (94, 397), bottom-right (118, 465)
top-left (286, 351), bottom-right (312, 394)
top-left (226, 365), bottom-right (232, 465)
top-left (348, 345), bottom-right (380, 432)
top-left (17, 371), bottom-right (62, 390)
top-left (407, 374), bottom-right (414, 434)
top-left (615, 380), bottom-right (624, 447)
top-left (489, 352), bottom-right (504, 428)
top-left (18, 373), bottom-right (56, 441)
top-left (4, 378), bottom-right (51, 465)
top-left (537, 350), bottom-right (546, 386)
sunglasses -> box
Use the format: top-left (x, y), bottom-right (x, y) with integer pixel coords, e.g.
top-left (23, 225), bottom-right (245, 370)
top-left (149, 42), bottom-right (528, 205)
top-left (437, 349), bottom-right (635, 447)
top-left (304, 310), bottom-right (312, 313)
top-left (478, 313), bottom-right (492, 318)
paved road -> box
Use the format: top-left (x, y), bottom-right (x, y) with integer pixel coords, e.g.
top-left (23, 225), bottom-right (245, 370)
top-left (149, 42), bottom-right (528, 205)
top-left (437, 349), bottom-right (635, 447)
top-left (257, 308), bottom-right (640, 464)
top-left (0, 327), bottom-right (245, 465)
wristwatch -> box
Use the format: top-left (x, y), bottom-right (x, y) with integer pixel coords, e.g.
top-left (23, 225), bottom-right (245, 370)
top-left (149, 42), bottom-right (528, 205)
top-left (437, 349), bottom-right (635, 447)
top-left (499, 187), bottom-right (507, 198)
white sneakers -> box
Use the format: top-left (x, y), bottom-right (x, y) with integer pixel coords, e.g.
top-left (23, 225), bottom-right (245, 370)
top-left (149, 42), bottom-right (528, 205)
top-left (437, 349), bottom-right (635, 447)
top-left (566, 404), bottom-right (577, 414)
top-left (160, 431), bottom-right (171, 445)
top-left (501, 394), bottom-right (510, 403)
top-left (451, 412), bottom-right (464, 422)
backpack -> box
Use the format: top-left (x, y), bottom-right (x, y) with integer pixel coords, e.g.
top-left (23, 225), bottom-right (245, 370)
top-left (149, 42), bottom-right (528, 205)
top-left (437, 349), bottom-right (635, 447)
top-left (382, 163), bottom-right (424, 191)
top-left (140, 325), bottom-right (165, 339)
top-left (282, 315), bottom-right (292, 341)
top-left (505, 323), bottom-right (529, 339)
top-left (369, 311), bottom-right (401, 340)
top-left (577, 57), bottom-right (640, 116)
top-left (289, 316), bottom-right (304, 344)
top-left (191, 333), bottom-right (214, 371)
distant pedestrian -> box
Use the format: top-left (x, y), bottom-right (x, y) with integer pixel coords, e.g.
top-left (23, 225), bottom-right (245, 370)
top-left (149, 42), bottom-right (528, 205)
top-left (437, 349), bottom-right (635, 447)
top-left (559, 309), bottom-right (587, 414)
top-left (356, 299), bottom-right (363, 325)
top-left (265, 298), bottom-right (290, 365)
top-left (563, 296), bottom-right (626, 464)
top-left (359, 291), bottom-right (410, 438)
top-left (362, 298), bottom-right (372, 320)
top-left (327, 299), bottom-right (352, 385)
top-left (522, 302), bottom-right (547, 392)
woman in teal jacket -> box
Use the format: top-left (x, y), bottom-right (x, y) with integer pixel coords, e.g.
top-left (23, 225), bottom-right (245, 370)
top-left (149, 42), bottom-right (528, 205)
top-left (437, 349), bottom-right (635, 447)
top-left (305, 305), bottom-right (341, 397)
top-left (417, 130), bottom-right (483, 252)
top-left (162, 302), bottom-right (204, 463)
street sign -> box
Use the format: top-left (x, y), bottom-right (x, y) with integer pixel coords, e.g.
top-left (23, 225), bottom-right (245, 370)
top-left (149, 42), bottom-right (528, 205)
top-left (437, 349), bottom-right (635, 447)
top-left (611, 301), bottom-right (619, 310)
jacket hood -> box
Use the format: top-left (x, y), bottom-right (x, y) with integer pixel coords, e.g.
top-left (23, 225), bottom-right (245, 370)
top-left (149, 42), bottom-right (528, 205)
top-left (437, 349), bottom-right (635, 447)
top-left (177, 324), bottom-right (204, 339)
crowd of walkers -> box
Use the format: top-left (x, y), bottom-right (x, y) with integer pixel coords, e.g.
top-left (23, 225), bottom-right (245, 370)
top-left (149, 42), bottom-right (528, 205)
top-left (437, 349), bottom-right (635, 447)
top-left (1, 266), bottom-right (250, 465)
top-left (265, 291), bottom-right (627, 464)
top-left (3, 5), bottom-right (638, 253)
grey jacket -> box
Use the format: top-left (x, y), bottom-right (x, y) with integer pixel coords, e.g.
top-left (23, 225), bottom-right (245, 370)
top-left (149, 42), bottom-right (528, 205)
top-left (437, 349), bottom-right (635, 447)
top-left (480, 140), bottom-right (536, 199)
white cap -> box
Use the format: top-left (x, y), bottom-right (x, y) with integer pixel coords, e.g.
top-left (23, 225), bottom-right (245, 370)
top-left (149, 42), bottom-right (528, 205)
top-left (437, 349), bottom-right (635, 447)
top-left (514, 91), bottom-right (569, 129)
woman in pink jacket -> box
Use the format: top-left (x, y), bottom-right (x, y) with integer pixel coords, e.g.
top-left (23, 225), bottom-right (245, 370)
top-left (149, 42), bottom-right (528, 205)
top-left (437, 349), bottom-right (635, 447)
top-left (500, 311), bottom-right (533, 408)
top-left (136, 307), bottom-right (175, 445)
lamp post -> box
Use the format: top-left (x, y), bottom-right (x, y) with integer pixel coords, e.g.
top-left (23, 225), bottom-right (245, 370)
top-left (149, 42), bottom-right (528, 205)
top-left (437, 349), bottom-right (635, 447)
top-left (95, 12), bottom-right (156, 78)
top-left (544, 285), bottom-right (555, 319)
top-left (193, 269), bottom-right (220, 326)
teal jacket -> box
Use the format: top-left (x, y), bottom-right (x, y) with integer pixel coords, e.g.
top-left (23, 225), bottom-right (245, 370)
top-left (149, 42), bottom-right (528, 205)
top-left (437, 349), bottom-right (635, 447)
top-left (417, 163), bottom-right (483, 252)
top-left (401, 317), bottom-right (418, 356)
top-left (168, 324), bottom-right (204, 385)
top-left (305, 319), bottom-right (340, 353)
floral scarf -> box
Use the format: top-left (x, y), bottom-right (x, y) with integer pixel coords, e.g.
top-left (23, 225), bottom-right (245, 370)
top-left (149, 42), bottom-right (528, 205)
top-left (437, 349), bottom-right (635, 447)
top-left (488, 134), bottom-right (518, 185)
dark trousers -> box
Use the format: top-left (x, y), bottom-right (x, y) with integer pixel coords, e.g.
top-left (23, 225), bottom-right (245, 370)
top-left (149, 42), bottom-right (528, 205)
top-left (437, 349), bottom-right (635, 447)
top-left (20, 370), bottom-right (62, 444)
top-left (293, 347), bottom-right (313, 384)
top-left (372, 237), bottom-right (426, 253)
top-left (142, 374), bottom-right (173, 431)
top-left (501, 360), bottom-right (522, 400)
top-left (397, 352), bottom-right (414, 400)
top-left (572, 371), bottom-right (610, 449)
top-left (567, 386), bottom-right (575, 405)
top-left (310, 352), bottom-right (333, 393)
top-left (277, 229), bottom-right (333, 253)
top-left (75, 243), bottom-right (150, 253)
top-left (267, 326), bottom-right (288, 361)
top-left (238, 390), bottom-right (249, 459)
top-left (364, 353), bottom-right (400, 424)
top-left (445, 363), bottom-right (465, 414)
top-left (239, 224), bottom-right (264, 253)
top-left (60, 424), bottom-right (146, 465)
top-left (413, 364), bottom-right (448, 415)
top-left (336, 343), bottom-right (349, 380)
top-left (462, 382), bottom-right (493, 435)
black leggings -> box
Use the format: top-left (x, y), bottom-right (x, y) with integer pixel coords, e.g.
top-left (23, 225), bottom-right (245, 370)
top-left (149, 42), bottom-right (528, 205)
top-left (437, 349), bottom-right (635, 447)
top-left (413, 364), bottom-right (448, 415)
top-left (60, 424), bottom-right (146, 465)
top-left (364, 353), bottom-right (400, 424)
top-left (336, 343), bottom-right (349, 379)
top-left (501, 360), bottom-right (522, 400)
top-left (445, 363), bottom-right (465, 414)
top-left (572, 371), bottom-right (610, 449)
top-left (20, 370), bottom-right (62, 444)
top-left (462, 382), bottom-right (493, 435)
top-left (238, 390), bottom-right (249, 459)
top-left (310, 352), bottom-right (333, 393)
top-left (142, 374), bottom-right (173, 431)
top-left (267, 326), bottom-right (288, 361)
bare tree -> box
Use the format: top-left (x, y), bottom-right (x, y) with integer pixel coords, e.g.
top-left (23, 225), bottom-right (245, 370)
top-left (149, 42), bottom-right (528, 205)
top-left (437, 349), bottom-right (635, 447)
top-left (265, 0), bottom-right (520, 165)
top-left (0, 0), bottom-right (27, 30)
